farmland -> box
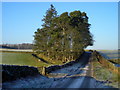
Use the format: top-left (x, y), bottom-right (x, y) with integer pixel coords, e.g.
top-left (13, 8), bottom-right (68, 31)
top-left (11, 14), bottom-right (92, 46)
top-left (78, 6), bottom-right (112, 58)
top-left (97, 50), bottom-right (120, 67)
top-left (1, 51), bottom-right (49, 67)
top-left (1, 49), bottom-right (65, 68)
top-left (98, 50), bottom-right (119, 59)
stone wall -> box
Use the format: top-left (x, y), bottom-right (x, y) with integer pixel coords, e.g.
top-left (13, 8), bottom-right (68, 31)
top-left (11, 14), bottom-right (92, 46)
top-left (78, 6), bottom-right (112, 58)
top-left (1, 65), bottom-right (40, 83)
top-left (45, 51), bottom-right (85, 74)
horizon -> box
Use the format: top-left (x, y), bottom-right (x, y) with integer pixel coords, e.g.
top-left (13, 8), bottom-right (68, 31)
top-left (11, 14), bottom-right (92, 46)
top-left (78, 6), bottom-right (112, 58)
top-left (1, 2), bottom-right (118, 50)
top-left (0, 43), bottom-right (119, 50)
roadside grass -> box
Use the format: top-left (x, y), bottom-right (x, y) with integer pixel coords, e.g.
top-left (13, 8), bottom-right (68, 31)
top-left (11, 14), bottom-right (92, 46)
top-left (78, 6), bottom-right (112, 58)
top-left (109, 59), bottom-right (120, 64)
top-left (92, 59), bottom-right (120, 88)
top-left (1, 52), bottom-right (49, 67)
top-left (92, 51), bottom-right (120, 88)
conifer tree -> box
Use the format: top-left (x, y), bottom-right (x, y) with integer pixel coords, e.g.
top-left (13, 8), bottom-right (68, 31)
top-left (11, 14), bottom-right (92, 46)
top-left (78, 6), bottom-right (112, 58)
top-left (33, 5), bottom-right (94, 62)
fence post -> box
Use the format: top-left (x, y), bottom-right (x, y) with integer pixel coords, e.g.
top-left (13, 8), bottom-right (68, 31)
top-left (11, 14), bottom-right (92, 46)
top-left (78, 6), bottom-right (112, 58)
top-left (42, 67), bottom-right (46, 75)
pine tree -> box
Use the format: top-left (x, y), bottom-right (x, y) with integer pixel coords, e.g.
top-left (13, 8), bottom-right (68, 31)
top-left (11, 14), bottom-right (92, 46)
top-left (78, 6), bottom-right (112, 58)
top-left (33, 5), bottom-right (94, 63)
top-left (42, 4), bottom-right (57, 28)
top-left (33, 4), bottom-right (57, 56)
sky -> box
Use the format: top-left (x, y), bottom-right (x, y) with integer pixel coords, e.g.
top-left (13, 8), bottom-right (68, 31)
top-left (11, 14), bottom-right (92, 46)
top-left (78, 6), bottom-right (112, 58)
top-left (1, 0), bottom-right (119, 2)
top-left (1, 2), bottom-right (118, 50)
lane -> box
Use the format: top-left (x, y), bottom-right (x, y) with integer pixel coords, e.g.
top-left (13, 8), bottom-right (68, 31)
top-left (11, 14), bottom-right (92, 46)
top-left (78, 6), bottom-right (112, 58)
top-left (50, 52), bottom-right (92, 88)
top-left (49, 52), bottom-right (91, 75)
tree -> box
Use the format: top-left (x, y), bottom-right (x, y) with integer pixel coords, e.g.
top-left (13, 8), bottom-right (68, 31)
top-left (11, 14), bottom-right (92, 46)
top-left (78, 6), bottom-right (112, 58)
top-left (33, 5), bottom-right (94, 62)
top-left (33, 4), bottom-right (57, 54)
top-left (42, 4), bottom-right (57, 28)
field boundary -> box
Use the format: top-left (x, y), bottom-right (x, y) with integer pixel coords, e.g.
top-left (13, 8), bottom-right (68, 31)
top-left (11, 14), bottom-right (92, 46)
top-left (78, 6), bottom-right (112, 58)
top-left (2, 65), bottom-right (41, 83)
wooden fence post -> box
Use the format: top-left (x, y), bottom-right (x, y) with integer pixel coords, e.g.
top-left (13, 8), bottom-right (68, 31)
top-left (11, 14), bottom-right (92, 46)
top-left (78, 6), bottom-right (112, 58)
top-left (42, 67), bottom-right (46, 75)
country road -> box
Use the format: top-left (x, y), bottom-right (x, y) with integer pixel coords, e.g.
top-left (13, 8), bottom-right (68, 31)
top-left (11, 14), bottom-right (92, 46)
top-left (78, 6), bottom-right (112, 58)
top-left (2, 52), bottom-right (112, 88)
top-left (49, 52), bottom-right (111, 88)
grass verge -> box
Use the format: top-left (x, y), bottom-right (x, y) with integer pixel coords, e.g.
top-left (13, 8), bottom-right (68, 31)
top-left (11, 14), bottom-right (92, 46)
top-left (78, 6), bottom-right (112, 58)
top-left (91, 51), bottom-right (120, 88)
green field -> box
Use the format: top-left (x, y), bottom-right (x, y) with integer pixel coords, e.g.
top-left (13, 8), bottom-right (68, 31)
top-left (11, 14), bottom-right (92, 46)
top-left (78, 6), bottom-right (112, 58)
top-left (1, 50), bottom-right (65, 67)
top-left (1, 52), bottom-right (49, 67)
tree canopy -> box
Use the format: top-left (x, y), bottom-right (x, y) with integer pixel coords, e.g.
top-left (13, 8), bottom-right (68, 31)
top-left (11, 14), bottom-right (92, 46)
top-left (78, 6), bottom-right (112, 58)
top-left (33, 4), bottom-right (94, 62)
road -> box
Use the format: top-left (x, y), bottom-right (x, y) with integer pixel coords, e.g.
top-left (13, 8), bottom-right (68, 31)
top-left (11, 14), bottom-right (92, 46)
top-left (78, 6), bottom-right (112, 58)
top-left (49, 52), bottom-right (94, 88)
top-left (49, 52), bottom-right (111, 88)
top-left (2, 52), bottom-right (111, 88)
